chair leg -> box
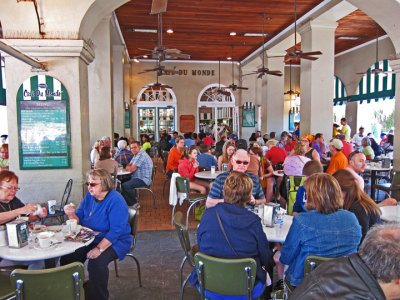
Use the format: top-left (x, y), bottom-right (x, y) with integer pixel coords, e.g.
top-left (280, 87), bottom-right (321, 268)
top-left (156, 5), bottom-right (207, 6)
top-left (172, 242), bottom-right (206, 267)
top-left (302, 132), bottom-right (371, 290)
top-left (114, 259), bottom-right (119, 277)
top-left (181, 273), bottom-right (191, 300)
top-left (126, 253), bottom-right (142, 287)
top-left (150, 190), bottom-right (157, 209)
top-left (171, 205), bottom-right (176, 225)
top-left (179, 256), bottom-right (187, 285)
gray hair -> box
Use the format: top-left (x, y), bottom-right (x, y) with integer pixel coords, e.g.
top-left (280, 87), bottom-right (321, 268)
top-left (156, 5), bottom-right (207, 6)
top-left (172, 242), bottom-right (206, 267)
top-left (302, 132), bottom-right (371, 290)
top-left (117, 140), bottom-right (127, 149)
top-left (358, 222), bottom-right (400, 283)
top-left (87, 168), bottom-right (115, 191)
top-left (233, 149), bottom-right (249, 160)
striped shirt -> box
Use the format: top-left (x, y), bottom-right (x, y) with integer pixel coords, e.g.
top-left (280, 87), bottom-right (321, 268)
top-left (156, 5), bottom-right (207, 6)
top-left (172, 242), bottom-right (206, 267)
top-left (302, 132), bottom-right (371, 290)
top-left (130, 148), bottom-right (153, 186)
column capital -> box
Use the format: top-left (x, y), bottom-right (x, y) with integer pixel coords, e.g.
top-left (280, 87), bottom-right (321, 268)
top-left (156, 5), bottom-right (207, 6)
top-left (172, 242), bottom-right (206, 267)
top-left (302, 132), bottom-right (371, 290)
top-left (389, 57), bottom-right (400, 73)
top-left (1, 39), bottom-right (95, 65)
top-left (298, 19), bottom-right (338, 35)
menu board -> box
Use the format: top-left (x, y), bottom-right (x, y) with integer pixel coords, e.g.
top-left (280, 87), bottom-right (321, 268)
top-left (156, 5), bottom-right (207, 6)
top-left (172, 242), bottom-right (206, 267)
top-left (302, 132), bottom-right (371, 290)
top-left (17, 75), bottom-right (71, 169)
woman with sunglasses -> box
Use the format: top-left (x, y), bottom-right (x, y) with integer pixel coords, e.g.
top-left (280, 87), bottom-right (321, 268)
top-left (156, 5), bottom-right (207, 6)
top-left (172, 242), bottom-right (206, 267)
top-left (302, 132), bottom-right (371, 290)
top-left (61, 168), bottom-right (131, 300)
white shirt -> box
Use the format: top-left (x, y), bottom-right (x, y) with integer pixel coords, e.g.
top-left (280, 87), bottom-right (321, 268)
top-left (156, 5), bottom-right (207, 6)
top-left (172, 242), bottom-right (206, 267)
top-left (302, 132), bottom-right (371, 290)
top-left (352, 133), bottom-right (365, 148)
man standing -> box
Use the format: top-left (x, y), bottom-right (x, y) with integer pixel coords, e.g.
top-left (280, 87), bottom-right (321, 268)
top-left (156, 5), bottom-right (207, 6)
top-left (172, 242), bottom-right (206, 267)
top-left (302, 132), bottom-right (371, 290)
top-left (352, 126), bottom-right (365, 150)
top-left (338, 117), bottom-right (351, 142)
top-left (215, 134), bottom-right (226, 155)
top-left (206, 149), bottom-right (265, 208)
top-left (290, 223), bottom-right (400, 300)
top-left (326, 139), bottom-right (348, 174)
top-left (122, 141), bottom-right (153, 207)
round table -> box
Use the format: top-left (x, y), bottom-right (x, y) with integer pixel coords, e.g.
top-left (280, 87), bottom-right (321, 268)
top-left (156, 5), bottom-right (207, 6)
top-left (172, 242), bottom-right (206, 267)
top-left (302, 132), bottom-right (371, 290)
top-left (263, 215), bottom-right (293, 243)
top-left (380, 205), bottom-right (400, 222)
top-left (0, 225), bottom-right (94, 261)
top-left (195, 170), bottom-right (222, 180)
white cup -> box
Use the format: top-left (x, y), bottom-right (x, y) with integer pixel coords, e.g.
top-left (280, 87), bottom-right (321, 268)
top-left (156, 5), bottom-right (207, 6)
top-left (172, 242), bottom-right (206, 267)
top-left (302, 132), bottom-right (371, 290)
top-left (0, 226), bottom-right (8, 247)
top-left (47, 200), bottom-right (57, 215)
top-left (211, 166), bottom-right (216, 174)
top-left (66, 219), bottom-right (78, 232)
top-left (38, 231), bottom-right (54, 248)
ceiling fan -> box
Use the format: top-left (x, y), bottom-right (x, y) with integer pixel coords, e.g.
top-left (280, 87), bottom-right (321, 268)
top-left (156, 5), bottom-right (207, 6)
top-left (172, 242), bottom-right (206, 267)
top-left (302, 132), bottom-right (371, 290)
top-left (227, 45), bottom-right (248, 91)
top-left (143, 72), bottom-right (173, 89)
top-left (242, 13), bottom-right (283, 78)
top-left (214, 59), bottom-right (231, 96)
top-left (285, 0), bottom-right (322, 62)
top-left (357, 26), bottom-right (393, 76)
top-left (284, 62), bottom-right (299, 97)
top-left (138, 58), bottom-right (178, 76)
top-left (137, 0), bottom-right (190, 62)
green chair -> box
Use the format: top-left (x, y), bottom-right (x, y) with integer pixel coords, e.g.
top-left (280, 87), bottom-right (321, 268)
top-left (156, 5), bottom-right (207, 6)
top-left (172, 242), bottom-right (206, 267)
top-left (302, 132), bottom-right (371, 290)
top-left (173, 211), bottom-right (198, 300)
top-left (113, 207), bottom-right (142, 287)
top-left (135, 166), bottom-right (157, 208)
top-left (10, 262), bottom-right (84, 300)
top-left (194, 252), bottom-right (264, 300)
top-left (172, 176), bottom-right (206, 226)
top-left (303, 255), bottom-right (334, 277)
top-left (0, 268), bottom-right (14, 300)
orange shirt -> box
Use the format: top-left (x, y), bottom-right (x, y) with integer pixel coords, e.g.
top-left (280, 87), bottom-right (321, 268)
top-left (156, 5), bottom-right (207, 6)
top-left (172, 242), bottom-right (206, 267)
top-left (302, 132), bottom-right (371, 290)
top-left (166, 147), bottom-right (183, 173)
top-left (326, 151), bottom-right (348, 174)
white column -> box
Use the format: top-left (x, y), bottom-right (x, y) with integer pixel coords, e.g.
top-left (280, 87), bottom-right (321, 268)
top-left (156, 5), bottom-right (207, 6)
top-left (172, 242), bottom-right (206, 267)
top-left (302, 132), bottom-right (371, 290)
top-left (389, 58), bottom-right (400, 171)
top-left (88, 16), bottom-right (113, 146)
top-left (263, 55), bottom-right (285, 134)
top-left (299, 20), bottom-right (337, 138)
top-left (123, 62), bottom-right (132, 137)
top-left (112, 45), bottom-right (125, 137)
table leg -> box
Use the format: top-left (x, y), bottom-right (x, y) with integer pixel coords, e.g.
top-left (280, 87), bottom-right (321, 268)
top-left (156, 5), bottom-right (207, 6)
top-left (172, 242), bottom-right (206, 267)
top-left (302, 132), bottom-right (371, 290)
top-left (371, 170), bottom-right (376, 200)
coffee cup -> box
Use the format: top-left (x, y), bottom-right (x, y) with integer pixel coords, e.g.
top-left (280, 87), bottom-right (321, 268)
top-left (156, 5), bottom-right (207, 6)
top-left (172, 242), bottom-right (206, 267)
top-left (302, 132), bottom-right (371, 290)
top-left (211, 166), bottom-right (216, 174)
top-left (66, 219), bottom-right (78, 232)
top-left (38, 231), bottom-right (54, 248)
top-left (47, 200), bottom-right (57, 215)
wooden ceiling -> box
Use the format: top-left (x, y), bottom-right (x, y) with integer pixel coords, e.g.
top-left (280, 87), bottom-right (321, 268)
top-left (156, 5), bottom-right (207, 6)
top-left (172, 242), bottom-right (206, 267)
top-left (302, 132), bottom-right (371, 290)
top-left (115, 0), bottom-right (386, 62)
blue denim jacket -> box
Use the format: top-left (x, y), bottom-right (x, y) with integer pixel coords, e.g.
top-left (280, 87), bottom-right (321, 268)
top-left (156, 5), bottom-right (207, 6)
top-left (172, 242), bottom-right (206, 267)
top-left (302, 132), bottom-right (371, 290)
top-left (280, 209), bottom-right (361, 286)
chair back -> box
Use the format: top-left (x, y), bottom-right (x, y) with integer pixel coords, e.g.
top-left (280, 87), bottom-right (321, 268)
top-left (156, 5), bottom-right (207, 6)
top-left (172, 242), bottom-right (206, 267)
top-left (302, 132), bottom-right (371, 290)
top-left (194, 252), bottom-right (256, 300)
top-left (10, 262), bottom-right (85, 300)
top-left (128, 207), bottom-right (139, 248)
top-left (60, 179), bottom-right (73, 209)
top-left (303, 255), bottom-right (334, 277)
top-left (173, 211), bottom-right (194, 266)
top-left (198, 166), bottom-right (208, 172)
top-left (285, 176), bottom-right (305, 215)
top-left (391, 171), bottom-right (400, 186)
top-left (175, 176), bottom-right (190, 195)
top-left (150, 166), bottom-right (156, 184)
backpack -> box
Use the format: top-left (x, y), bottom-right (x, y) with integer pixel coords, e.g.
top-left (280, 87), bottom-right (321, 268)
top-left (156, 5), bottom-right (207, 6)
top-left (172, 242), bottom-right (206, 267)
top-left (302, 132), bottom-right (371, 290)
top-left (286, 176), bottom-right (305, 215)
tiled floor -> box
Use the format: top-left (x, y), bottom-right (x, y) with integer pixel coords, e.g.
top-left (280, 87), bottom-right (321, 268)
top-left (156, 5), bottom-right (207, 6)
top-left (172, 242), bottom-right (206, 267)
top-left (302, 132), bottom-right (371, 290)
top-left (135, 158), bottom-right (201, 231)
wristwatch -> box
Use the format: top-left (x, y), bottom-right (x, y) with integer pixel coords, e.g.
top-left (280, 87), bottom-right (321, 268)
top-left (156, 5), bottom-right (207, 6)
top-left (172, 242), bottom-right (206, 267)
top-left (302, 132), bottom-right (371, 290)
top-left (96, 246), bottom-right (103, 253)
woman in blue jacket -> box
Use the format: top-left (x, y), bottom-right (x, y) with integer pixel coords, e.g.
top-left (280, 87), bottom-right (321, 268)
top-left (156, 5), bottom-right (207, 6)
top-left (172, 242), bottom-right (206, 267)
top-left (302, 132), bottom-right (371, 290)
top-left (189, 172), bottom-right (271, 298)
top-left (61, 168), bottom-right (132, 300)
top-left (280, 173), bottom-right (362, 287)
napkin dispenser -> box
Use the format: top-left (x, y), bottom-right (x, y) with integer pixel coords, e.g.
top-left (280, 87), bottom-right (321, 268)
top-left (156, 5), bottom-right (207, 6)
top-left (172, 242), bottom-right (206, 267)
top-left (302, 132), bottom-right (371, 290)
top-left (6, 219), bottom-right (29, 248)
top-left (382, 158), bottom-right (391, 168)
top-left (263, 203), bottom-right (281, 227)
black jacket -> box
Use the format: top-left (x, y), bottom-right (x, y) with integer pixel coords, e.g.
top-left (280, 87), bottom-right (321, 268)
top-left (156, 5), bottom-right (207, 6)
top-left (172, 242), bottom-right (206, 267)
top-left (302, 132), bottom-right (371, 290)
top-left (290, 254), bottom-right (386, 300)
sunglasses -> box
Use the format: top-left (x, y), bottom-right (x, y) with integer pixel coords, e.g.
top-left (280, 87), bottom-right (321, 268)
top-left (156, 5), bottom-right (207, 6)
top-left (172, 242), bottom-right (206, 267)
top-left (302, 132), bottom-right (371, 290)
top-left (234, 160), bottom-right (249, 165)
top-left (85, 182), bottom-right (101, 187)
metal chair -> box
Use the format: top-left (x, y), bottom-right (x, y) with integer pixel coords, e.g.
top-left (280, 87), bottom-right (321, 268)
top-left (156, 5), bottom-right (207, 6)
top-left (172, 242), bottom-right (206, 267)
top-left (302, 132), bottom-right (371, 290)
top-left (10, 262), bottom-right (85, 300)
top-left (113, 207), bottom-right (142, 287)
top-left (194, 252), bottom-right (265, 300)
top-left (303, 255), bottom-right (334, 277)
top-left (45, 179), bottom-right (73, 224)
top-left (173, 211), bottom-right (198, 300)
top-left (198, 166), bottom-right (208, 172)
top-left (374, 171), bottom-right (400, 201)
top-left (0, 268), bottom-right (14, 300)
top-left (135, 166), bottom-right (157, 208)
top-left (172, 176), bottom-right (206, 227)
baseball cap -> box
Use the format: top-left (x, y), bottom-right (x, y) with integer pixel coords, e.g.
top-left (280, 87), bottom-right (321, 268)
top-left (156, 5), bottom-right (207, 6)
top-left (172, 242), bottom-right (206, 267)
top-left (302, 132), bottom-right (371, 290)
top-left (236, 139), bottom-right (248, 150)
top-left (229, 134), bottom-right (238, 141)
top-left (329, 139), bottom-right (343, 150)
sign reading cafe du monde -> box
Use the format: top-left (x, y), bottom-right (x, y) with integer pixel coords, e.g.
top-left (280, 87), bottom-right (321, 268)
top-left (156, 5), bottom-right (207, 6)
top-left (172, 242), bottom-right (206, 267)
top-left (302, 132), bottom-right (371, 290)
top-left (17, 75), bottom-right (71, 170)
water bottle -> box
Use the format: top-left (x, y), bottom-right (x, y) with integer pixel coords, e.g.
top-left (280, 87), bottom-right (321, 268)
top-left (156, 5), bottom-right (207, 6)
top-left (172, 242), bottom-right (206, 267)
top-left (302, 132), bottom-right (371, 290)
top-left (274, 210), bottom-right (283, 235)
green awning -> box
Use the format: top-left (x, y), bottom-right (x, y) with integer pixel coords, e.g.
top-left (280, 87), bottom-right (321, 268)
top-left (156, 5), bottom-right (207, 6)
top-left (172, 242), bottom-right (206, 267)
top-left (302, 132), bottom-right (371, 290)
top-left (0, 54), bottom-right (6, 106)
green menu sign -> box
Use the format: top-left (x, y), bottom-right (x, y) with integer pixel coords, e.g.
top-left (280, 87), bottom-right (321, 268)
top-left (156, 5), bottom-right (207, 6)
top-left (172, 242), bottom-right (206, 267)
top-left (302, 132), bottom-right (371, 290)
top-left (17, 75), bottom-right (71, 169)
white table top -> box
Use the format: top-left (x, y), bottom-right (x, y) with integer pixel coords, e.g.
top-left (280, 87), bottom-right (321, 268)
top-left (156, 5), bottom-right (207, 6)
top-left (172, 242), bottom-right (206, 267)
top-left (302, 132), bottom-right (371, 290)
top-left (117, 169), bottom-right (131, 176)
top-left (263, 215), bottom-right (293, 243)
top-left (273, 170), bottom-right (285, 177)
top-left (380, 205), bottom-right (400, 222)
top-left (364, 164), bottom-right (392, 172)
top-left (0, 226), bottom-right (94, 261)
top-left (195, 170), bottom-right (222, 180)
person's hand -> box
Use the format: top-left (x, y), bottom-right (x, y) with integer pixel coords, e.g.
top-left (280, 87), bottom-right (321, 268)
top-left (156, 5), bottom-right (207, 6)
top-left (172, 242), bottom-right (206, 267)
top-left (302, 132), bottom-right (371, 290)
top-left (249, 195), bottom-right (256, 206)
top-left (63, 204), bottom-right (76, 216)
top-left (20, 203), bottom-right (38, 215)
top-left (193, 161), bottom-right (199, 168)
top-left (38, 207), bottom-right (47, 218)
top-left (87, 247), bottom-right (101, 260)
top-left (379, 198), bottom-right (398, 206)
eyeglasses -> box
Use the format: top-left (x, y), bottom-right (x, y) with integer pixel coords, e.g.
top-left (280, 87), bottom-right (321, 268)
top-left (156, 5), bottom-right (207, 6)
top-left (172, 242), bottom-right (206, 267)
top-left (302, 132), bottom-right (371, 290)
top-left (0, 185), bottom-right (20, 191)
top-left (234, 160), bottom-right (249, 165)
top-left (85, 182), bottom-right (101, 187)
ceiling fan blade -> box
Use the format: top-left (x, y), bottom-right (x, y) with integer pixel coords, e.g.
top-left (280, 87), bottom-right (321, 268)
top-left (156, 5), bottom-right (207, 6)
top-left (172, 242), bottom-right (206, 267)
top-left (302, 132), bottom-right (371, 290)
top-left (138, 48), bottom-right (154, 52)
top-left (267, 70), bottom-right (283, 76)
top-left (162, 68), bottom-right (179, 74)
top-left (302, 51), bottom-right (322, 56)
top-left (241, 71), bottom-right (258, 77)
top-left (299, 55), bottom-right (319, 61)
top-left (257, 73), bottom-right (264, 79)
top-left (161, 84), bottom-right (173, 88)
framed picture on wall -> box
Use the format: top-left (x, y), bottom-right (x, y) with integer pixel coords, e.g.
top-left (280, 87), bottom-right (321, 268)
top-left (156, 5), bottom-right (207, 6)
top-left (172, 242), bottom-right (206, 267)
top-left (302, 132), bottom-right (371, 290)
top-left (242, 102), bottom-right (255, 127)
